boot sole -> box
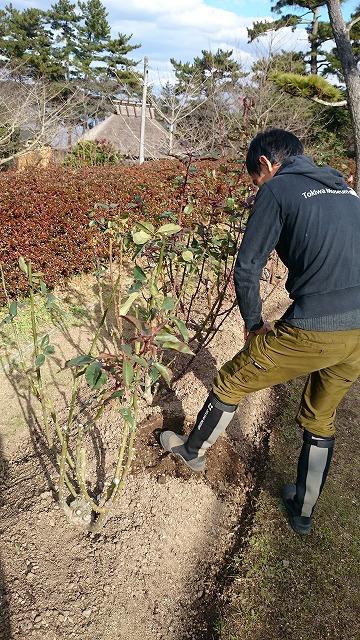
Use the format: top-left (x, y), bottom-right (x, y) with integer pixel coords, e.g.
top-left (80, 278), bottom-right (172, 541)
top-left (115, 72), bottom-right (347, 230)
top-left (282, 484), bottom-right (312, 535)
top-left (159, 432), bottom-right (206, 473)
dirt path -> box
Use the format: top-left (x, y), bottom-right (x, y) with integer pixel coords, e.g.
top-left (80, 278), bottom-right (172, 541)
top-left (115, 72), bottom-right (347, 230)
top-left (0, 277), bottom-right (290, 640)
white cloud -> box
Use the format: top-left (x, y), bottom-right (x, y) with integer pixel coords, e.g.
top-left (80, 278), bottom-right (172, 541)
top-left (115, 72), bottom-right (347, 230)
top-left (109, 0), bottom-right (310, 85)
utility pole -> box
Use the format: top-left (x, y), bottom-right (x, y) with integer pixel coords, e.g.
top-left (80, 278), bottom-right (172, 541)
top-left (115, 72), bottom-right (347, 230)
top-left (169, 104), bottom-right (175, 155)
top-left (139, 56), bottom-right (148, 165)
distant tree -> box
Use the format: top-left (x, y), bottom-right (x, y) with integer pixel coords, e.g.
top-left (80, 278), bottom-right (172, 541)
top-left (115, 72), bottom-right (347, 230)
top-left (326, 0), bottom-right (360, 192)
top-left (251, 2), bottom-right (360, 191)
top-left (171, 48), bottom-right (245, 97)
top-left (0, 5), bottom-right (63, 80)
top-left (240, 51), bottom-right (317, 145)
top-left (69, 0), bottom-right (140, 89)
top-left (0, 69), bottom-right (84, 167)
top-left (0, 0), bottom-right (141, 135)
top-left (162, 49), bottom-right (246, 155)
top-left (0, 0), bottom-right (141, 89)
top-left (248, 1), bottom-right (334, 75)
top-left (154, 79), bottom-right (211, 154)
top-left (74, 0), bottom-right (110, 81)
top-left (48, 0), bottom-right (81, 81)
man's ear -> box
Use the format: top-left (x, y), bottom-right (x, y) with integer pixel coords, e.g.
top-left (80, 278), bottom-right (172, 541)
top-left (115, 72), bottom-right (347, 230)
top-left (259, 155), bottom-right (273, 172)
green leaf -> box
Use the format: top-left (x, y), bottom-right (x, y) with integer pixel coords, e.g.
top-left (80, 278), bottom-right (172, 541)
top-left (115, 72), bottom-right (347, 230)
top-left (173, 317), bottom-right (189, 341)
top-left (121, 343), bottom-right (133, 356)
top-left (9, 301), bottom-right (18, 318)
top-left (39, 281), bottom-right (48, 295)
top-left (109, 390), bottom-right (124, 400)
top-left (119, 407), bottom-right (136, 429)
top-left (18, 257), bottom-right (28, 275)
top-left (151, 362), bottom-right (172, 385)
top-left (122, 360), bottom-right (134, 387)
top-left (136, 221), bottom-right (155, 234)
top-left (85, 361), bottom-right (107, 390)
top-left (154, 332), bottom-right (179, 344)
top-left (155, 332), bottom-right (193, 353)
top-left (132, 230), bottom-right (152, 245)
top-left (150, 281), bottom-right (161, 298)
top-left (134, 265), bottom-right (147, 282)
top-left (159, 340), bottom-right (194, 354)
top-left (45, 293), bottom-right (57, 309)
top-left (181, 250), bottom-right (194, 263)
top-left (43, 345), bottom-right (55, 355)
top-left (149, 367), bottom-right (161, 384)
top-left (128, 282), bottom-right (143, 293)
top-left (65, 354), bottom-right (94, 368)
top-left (118, 292), bottom-right (139, 316)
top-left (160, 211), bottom-right (178, 222)
top-left (162, 296), bottom-right (175, 311)
top-left (132, 355), bottom-right (149, 368)
top-left (226, 197), bottom-right (235, 210)
top-left (183, 203), bottom-right (193, 216)
top-left (35, 354), bottom-right (45, 369)
top-left (40, 334), bottom-right (50, 349)
top-left (156, 223), bottom-right (182, 236)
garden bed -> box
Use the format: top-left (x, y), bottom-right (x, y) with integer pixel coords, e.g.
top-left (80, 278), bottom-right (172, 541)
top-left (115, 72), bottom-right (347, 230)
top-left (0, 272), bottom-right (289, 640)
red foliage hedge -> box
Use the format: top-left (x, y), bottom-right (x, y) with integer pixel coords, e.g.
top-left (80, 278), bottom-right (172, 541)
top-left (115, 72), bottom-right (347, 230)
top-left (0, 159), bottom-right (251, 304)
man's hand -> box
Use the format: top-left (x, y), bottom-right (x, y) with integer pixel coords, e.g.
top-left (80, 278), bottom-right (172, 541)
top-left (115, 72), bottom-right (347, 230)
top-left (243, 320), bottom-right (273, 342)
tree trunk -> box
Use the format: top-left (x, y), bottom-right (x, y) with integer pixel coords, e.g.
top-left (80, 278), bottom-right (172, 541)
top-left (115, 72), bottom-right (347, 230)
top-left (310, 6), bottom-right (321, 75)
top-left (327, 0), bottom-right (360, 194)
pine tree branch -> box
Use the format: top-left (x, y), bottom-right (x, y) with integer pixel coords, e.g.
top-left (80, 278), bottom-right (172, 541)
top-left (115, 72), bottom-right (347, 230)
top-left (347, 15), bottom-right (360, 34)
top-left (311, 96), bottom-right (347, 106)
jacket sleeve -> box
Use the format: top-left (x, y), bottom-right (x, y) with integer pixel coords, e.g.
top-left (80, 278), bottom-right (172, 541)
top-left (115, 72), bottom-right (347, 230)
top-left (234, 184), bottom-right (283, 331)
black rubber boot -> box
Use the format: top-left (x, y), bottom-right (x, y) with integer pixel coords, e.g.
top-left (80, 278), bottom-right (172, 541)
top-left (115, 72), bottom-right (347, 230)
top-left (282, 429), bottom-right (335, 534)
top-left (160, 391), bottom-right (237, 472)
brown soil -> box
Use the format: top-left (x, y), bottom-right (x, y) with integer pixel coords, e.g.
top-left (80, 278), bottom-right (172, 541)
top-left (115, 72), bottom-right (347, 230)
top-left (0, 276), bottom-right (290, 640)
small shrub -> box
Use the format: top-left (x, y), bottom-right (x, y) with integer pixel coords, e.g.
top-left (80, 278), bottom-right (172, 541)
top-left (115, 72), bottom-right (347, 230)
top-left (64, 139), bottom-right (123, 168)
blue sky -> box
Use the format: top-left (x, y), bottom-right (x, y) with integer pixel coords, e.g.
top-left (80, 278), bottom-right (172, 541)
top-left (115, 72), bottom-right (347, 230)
top-left (10, 0), bottom-right (359, 84)
top-left (206, 0), bottom-right (357, 19)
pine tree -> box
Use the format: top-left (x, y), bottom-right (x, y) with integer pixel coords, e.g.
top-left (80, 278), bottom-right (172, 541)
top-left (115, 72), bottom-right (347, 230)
top-left (248, 1), bottom-right (332, 75)
top-left (48, 0), bottom-right (80, 81)
top-left (171, 49), bottom-right (245, 97)
top-left (168, 50), bottom-right (245, 154)
top-left (0, 0), bottom-right (140, 89)
top-left (0, 5), bottom-right (63, 80)
top-left (322, 3), bottom-right (360, 80)
top-left (74, 0), bottom-right (110, 80)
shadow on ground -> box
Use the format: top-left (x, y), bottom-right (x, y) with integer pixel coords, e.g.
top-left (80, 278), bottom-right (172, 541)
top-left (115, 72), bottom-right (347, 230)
top-left (0, 433), bottom-right (12, 639)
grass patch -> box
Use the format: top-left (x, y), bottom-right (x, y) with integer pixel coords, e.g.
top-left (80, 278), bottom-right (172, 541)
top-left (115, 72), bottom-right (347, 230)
top-left (216, 378), bottom-right (360, 640)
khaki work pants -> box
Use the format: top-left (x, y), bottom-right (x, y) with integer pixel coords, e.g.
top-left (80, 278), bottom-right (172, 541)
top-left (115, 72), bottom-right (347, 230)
top-left (213, 322), bottom-right (360, 437)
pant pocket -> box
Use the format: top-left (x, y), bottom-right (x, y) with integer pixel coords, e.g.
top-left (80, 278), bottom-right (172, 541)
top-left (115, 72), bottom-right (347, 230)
top-left (248, 335), bottom-right (277, 372)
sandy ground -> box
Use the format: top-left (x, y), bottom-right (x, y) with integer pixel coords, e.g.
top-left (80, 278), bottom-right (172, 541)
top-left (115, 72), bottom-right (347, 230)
top-left (0, 275), bottom-right (290, 640)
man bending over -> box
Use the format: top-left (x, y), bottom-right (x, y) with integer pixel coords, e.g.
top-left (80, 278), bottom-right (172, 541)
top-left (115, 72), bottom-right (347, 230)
top-left (160, 128), bottom-right (360, 535)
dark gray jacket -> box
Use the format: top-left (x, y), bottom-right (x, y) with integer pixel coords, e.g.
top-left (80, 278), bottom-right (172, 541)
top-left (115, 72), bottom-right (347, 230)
top-left (234, 155), bottom-right (360, 331)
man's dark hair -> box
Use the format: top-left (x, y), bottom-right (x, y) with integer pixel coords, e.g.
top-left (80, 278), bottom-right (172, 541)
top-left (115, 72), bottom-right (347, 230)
top-left (245, 128), bottom-right (304, 175)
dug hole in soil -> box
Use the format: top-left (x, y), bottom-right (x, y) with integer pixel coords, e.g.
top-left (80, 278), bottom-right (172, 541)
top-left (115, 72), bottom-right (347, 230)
top-left (0, 280), bottom-right (290, 640)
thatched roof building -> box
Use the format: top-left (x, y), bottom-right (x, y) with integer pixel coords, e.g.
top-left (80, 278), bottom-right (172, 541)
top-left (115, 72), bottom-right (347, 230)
top-left (80, 101), bottom-right (175, 160)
